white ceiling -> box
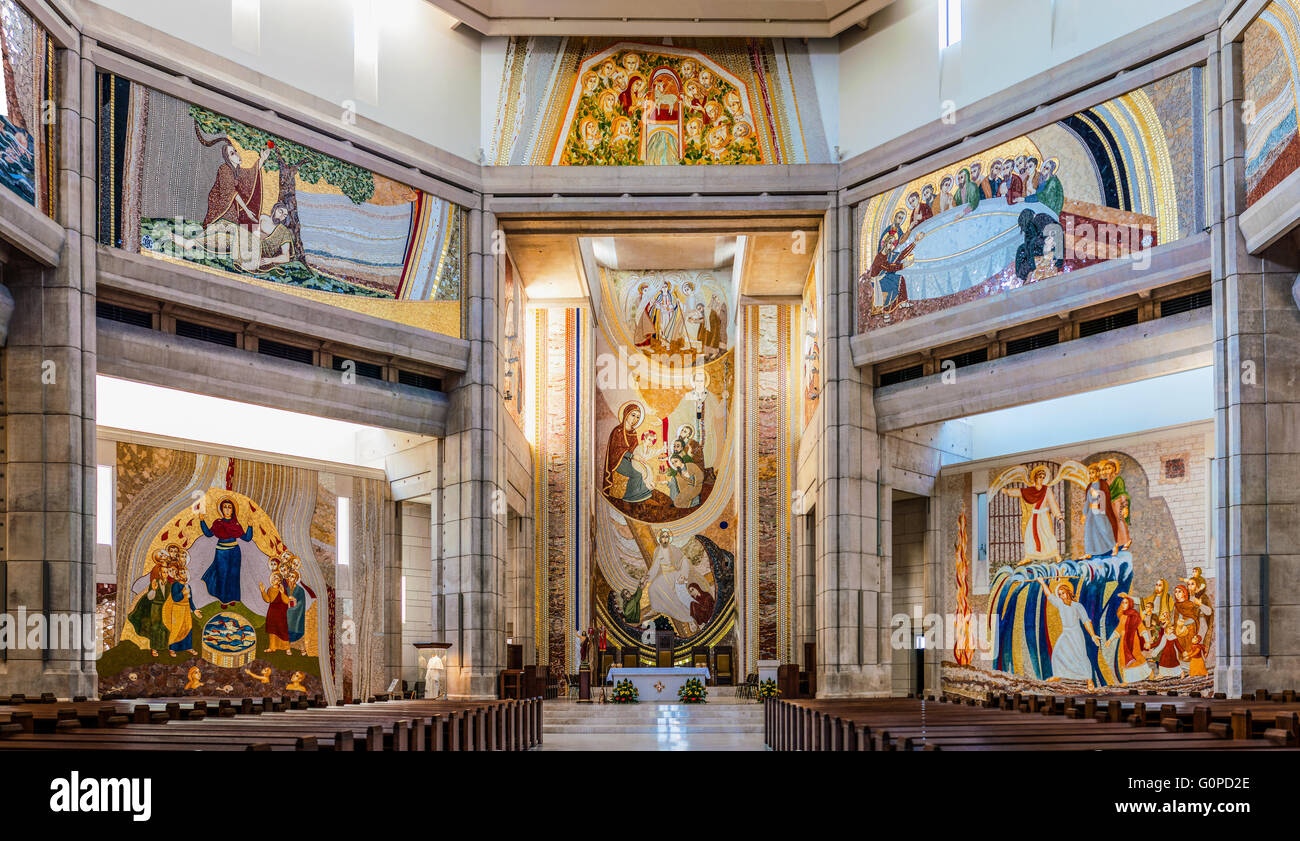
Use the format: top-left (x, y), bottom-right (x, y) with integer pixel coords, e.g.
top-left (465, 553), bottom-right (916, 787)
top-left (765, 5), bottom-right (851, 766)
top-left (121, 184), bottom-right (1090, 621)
top-left (430, 0), bottom-right (896, 37)
top-left (590, 235), bottom-right (738, 271)
top-left (509, 228), bottom-right (817, 303)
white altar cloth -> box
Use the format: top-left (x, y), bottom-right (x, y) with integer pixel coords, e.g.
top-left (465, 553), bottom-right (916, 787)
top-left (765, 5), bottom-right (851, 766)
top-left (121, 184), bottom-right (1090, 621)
top-left (605, 667), bottom-right (710, 701)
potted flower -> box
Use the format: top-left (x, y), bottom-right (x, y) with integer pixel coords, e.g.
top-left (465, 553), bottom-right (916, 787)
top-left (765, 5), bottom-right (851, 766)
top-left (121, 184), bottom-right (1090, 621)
top-left (677, 677), bottom-right (708, 704)
top-left (611, 678), bottom-right (639, 704)
top-left (756, 678), bottom-right (780, 700)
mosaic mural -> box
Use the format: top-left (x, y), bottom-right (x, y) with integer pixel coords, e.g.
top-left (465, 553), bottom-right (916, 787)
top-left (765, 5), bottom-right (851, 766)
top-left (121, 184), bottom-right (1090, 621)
top-left (0, 0), bottom-right (56, 215)
top-left (490, 38), bottom-right (831, 165)
top-left (502, 251), bottom-right (526, 429)
top-left (591, 269), bottom-right (737, 660)
top-left (939, 435), bottom-right (1212, 698)
top-left (744, 305), bottom-right (798, 664)
top-left (99, 443), bottom-right (388, 702)
top-left (532, 306), bottom-right (585, 673)
top-left (1244, 0), bottom-right (1300, 207)
top-left (97, 72), bottom-right (465, 337)
top-left (801, 262), bottom-right (820, 426)
top-left (857, 68), bottom-right (1205, 332)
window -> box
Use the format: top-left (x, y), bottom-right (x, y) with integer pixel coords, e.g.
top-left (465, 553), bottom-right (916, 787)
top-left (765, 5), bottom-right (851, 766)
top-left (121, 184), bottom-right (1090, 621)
top-left (939, 0), bottom-right (962, 49)
top-left (974, 491), bottom-right (988, 593)
top-left (96, 465), bottom-right (113, 545)
top-left (337, 497), bottom-right (351, 565)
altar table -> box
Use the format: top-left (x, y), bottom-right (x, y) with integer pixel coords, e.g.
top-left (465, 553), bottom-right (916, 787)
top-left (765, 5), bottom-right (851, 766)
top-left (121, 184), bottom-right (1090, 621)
top-left (605, 667), bottom-right (711, 701)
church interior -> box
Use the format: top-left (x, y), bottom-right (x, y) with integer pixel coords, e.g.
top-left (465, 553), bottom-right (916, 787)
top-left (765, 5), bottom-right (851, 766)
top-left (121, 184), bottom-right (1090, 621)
top-left (0, 0), bottom-right (1299, 775)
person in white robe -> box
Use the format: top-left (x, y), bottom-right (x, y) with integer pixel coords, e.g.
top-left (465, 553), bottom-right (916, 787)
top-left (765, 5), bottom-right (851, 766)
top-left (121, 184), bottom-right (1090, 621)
top-left (643, 530), bottom-right (697, 627)
top-left (1043, 579), bottom-right (1101, 683)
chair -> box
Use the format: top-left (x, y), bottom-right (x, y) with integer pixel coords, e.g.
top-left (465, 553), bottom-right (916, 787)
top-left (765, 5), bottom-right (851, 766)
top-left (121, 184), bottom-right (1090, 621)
top-left (714, 646), bottom-right (734, 685)
top-left (691, 646), bottom-right (710, 681)
top-left (738, 673), bottom-right (758, 699)
top-left (655, 630), bottom-right (674, 667)
top-left (622, 649), bottom-right (640, 668)
top-left (599, 648), bottom-right (619, 683)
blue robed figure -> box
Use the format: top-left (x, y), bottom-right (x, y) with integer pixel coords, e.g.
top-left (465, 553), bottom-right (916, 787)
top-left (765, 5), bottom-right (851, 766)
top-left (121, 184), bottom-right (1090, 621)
top-left (199, 498), bottom-right (254, 607)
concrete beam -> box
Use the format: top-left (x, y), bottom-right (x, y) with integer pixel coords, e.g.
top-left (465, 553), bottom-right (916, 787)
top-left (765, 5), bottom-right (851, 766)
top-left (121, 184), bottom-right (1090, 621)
top-left (1238, 164), bottom-right (1300, 253)
top-left (874, 308), bottom-right (1212, 432)
top-left (97, 318), bottom-right (449, 435)
top-left (482, 164), bottom-right (839, 197)
top-left (851, 233), bottom-right (1211, 367)
top-left (1220, 0), bottom-right (1270, 43)
top-left (97, 246), bottom-right (471, 374)
top-left (0, 189), bottom-right (66, 267)
top-left (429, 0), bottom-right (895, 38)
top-left (486, 192), bottom-right (834, 218)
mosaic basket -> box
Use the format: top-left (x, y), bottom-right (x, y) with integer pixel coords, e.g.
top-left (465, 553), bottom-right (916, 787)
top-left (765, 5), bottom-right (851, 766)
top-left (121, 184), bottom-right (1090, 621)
top-left (201, 612), bottom-right (257, 668)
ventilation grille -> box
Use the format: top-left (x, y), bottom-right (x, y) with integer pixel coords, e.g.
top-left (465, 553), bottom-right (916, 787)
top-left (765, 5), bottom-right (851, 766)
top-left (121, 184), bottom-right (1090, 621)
top-left (879, 364), bottom-right (925, 387)
top-left (96, 302), bottom-right (152, 329)
top-left (333, 356), bottom-right (385, 380)
top-left (940, 348), bottom-right (988, 370)
top-left (175, 319), bottom-right (237, 347)
top-left (1078, 309), bottom-right (1138, 338)
top-left (1160, 289), bottom-right (1212, 317)
top-left (257, 339), bottom-right (314, 365)
top-left (398, 370), bottom-right (443, 392)
top-left (1004, 329), bottom-right (1060, 357)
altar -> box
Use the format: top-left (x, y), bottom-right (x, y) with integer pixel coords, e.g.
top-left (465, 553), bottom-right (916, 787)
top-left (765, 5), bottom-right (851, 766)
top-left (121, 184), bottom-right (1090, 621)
top-left (605, 666), bottom-right (711, 701)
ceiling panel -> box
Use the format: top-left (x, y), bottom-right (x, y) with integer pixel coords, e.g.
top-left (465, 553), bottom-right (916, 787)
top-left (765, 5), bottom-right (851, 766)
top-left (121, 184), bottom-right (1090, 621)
top-left (430, 0), bottom-right (895, 36)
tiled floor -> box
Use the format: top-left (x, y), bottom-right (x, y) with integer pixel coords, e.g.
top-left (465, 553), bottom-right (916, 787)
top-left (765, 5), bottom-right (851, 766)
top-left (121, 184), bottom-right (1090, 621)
top-left (538, 699), bottom-right (767, 751)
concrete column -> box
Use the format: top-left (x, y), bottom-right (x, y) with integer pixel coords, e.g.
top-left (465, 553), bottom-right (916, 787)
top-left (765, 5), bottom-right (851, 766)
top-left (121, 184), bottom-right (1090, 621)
top-left (1216, 36), bottom-right (1300, 694)
top-left (793, 509), bottom-right (815, 664)
top-left (394, 501), bottom-right (432, 688)
top-left (437, 206), bottom-right (508, 699)
top-left (0, 45), bottom-right (94, 698)
top-left (814, 195), bottom-right (888, 696)
top-left (508, 511), bottom-right (536, 664)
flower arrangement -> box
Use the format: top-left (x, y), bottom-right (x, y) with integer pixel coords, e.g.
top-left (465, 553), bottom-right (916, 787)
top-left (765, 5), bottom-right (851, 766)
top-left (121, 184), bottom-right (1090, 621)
top-left (611, 678), bottom-right (639, 704)
top-left (677, 677), bottom-right (708, 704)
top-left (756, 678), bottom-right (780, 699)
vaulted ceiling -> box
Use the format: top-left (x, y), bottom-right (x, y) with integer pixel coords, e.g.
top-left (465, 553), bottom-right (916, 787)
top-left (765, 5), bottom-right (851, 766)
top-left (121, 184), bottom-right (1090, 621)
top-left (429, 0), bottom-right (896, 37)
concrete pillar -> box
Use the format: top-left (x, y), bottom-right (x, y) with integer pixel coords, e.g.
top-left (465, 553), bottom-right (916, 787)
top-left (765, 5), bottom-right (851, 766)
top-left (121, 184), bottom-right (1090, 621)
top-left (1215, 36), bottom-right (1300, 694)
top-left (0, 45), bottom-right (95, 698)
top-left (392, 501), bottom-right (432, 688)
top-left (437, 206), bottom-right (507, 699)
top-left (814, 196), bottom-right (889, 696)
top-left (508, 510), bottom-right (536, 664)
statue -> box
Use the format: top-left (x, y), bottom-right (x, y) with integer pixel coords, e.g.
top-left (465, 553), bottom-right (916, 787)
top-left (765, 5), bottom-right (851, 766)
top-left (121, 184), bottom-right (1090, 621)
top-left (423, 654), bottom-right (445, 699)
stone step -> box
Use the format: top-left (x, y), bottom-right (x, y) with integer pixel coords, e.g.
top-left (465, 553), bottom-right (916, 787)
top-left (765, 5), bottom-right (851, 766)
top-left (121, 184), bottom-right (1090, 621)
top-left (543, 710), bottom-right (764, 722)
top-left (543, 719), bottom-right (763, 727)
top-left (543, 724), bottom-right (763, 734)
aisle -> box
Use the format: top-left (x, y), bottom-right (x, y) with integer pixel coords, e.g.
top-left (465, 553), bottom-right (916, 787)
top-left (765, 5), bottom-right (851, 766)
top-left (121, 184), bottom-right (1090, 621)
top-left (537, 696), bottom-right (766, 751)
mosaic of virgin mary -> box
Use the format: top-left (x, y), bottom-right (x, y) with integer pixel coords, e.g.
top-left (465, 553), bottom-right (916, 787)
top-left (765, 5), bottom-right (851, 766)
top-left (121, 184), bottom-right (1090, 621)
top-left (605, 401), bottom-right (655, 504)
